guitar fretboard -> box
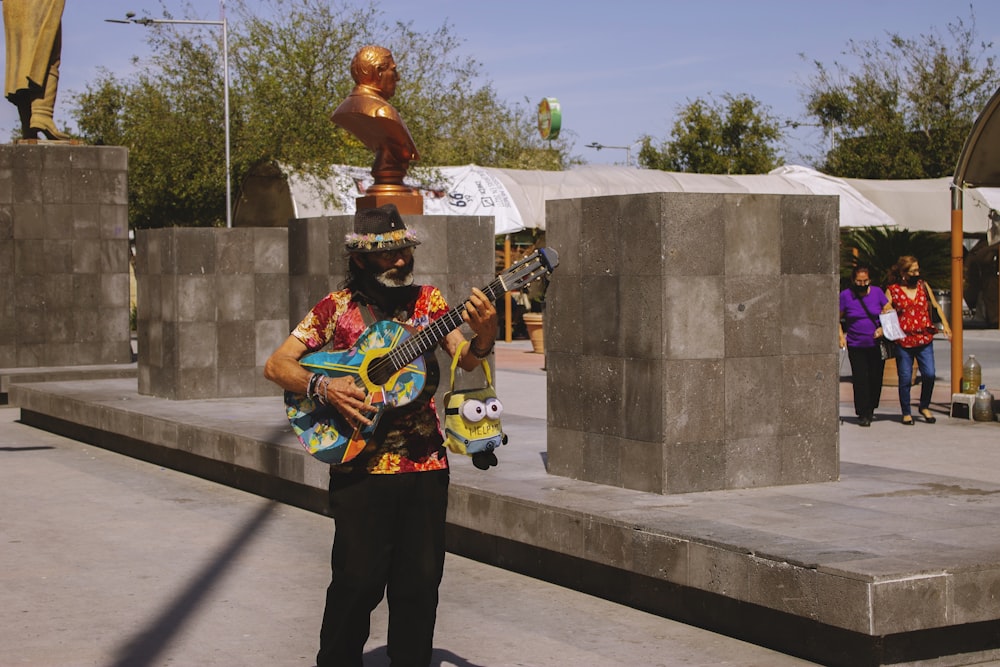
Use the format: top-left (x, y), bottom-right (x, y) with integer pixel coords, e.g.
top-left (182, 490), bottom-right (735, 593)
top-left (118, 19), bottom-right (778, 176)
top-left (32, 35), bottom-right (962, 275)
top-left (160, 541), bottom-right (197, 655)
top-left (372, 277), bottom-right (506, 379)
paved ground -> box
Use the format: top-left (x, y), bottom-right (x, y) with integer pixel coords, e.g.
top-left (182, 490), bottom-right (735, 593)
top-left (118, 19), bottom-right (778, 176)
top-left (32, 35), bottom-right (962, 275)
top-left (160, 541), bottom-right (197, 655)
top-left (0, 408), bottom-right (817, 667)
top-left (5, 331), bottom-right (1000, 666)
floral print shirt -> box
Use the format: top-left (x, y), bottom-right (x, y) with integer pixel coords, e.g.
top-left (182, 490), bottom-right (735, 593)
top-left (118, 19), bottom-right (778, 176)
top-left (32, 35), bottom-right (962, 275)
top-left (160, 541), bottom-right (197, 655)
top-left (291, 285), bottom-right (450, 474)
top-left (887, 281), bottom-right (936, 348)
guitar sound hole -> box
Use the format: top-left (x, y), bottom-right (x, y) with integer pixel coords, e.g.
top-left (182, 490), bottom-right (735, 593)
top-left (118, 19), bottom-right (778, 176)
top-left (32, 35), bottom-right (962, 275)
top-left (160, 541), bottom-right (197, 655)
top-left (368, 357), bottom-right (394, 386)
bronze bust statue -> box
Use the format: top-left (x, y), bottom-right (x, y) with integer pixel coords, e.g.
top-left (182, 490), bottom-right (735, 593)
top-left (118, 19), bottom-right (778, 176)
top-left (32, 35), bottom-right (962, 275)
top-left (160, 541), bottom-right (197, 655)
top-left (332, 45), bottom-right (422, 213)
top-left (3, 0), bottom-right (70, 140)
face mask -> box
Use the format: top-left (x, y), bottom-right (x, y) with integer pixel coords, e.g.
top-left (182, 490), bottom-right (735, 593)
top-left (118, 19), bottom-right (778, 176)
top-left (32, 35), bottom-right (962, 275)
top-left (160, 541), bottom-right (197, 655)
top-left (906, 274), bottom-right (920, 286)
top-left (852, 283), bottom-right (869, 293)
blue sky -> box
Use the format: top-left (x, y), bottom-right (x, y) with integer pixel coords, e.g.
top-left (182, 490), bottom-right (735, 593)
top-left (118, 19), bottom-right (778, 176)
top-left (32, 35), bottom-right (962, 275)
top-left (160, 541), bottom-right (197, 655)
top-left (5, 0), bottom-right (1000, 166)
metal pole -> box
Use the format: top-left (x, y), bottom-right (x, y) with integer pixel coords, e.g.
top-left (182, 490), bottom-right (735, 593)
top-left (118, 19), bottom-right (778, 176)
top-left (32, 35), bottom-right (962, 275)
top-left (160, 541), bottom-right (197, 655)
top-left (221, 2), bottom-right (231, 228)
top-left (106, 8), bottom-right (232, 228)
top-left (950, 184), bottom-right (964, 395)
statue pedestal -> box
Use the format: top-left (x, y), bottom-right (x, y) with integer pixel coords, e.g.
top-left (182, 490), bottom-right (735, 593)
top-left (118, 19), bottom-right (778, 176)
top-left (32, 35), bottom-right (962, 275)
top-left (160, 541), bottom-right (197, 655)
top-left (356, 192), bottom-right (423, 215)
top-left (0, 144), bottom-right (132, 368)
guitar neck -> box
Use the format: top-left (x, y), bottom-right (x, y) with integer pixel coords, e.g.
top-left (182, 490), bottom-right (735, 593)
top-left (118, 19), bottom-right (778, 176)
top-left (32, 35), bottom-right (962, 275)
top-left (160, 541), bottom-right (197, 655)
top-left (385, 277), bottom-right (507, 372)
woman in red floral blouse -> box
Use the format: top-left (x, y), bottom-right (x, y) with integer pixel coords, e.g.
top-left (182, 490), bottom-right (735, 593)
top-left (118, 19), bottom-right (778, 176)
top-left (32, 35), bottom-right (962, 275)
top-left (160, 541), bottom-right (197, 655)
top-left (884, 256), bottom-right (952, 425)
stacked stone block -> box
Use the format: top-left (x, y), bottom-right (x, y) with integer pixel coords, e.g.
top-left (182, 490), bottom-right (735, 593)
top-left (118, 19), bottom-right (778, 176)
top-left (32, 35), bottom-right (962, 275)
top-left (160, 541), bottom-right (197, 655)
top-left (545, 192), bottom-right (840, 494)
top-left (135, 227), bottom-right (289, 399)
top-left (0, 144), bottom-right (132, 368)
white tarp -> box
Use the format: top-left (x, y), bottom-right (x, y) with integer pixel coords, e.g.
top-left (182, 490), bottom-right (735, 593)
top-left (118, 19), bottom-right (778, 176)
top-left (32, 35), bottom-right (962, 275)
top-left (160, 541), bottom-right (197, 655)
top-left (769, 165), bottom-right (897, 228)
top-left (282, 163), bottom-right (999, 236)
top-left (287, 164), bottom-right (526, 235)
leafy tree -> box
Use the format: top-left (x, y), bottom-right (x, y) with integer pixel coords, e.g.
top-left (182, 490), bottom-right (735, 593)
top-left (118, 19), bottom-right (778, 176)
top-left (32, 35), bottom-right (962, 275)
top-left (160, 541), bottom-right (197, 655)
top-left (71, 0), bottom-right (574, 228)
top-left (840, 226), bottom-right (950, 290)
top-left (803, 11), bottom-right (1000, 179)
top-left (638, 93), bottom-right (783, 174)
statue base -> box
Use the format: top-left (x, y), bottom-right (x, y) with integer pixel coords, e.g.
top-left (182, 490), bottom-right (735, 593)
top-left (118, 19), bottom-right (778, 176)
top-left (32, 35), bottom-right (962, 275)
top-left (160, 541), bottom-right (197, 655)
top-left (356, 191), bottom-right (423, 215)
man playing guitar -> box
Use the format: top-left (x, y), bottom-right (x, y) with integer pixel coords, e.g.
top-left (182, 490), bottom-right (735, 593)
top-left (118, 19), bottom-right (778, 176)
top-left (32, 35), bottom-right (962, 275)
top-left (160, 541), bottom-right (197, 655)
top-left (264, 203), bottom-right (497, 666)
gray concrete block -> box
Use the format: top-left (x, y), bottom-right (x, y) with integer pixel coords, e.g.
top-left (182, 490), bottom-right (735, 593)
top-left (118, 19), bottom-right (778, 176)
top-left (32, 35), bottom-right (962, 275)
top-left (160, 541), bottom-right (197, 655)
top-left (619, 438), bottom-right (663, 493)
top-left (580, 430), bottom-right (622, 487)
top-left (580, 274), bottom-right (620, 357)
top-left (255, 319), bottom-right (290, 367)
top-left (176, 275), bottom-right (218, 322)
top-left (780, 354), bottom-right (840, 437)
top-left (664, 439), bottom-right (727, 493)
top-left (177, 321), bottom-right (217, 368)
top-left (100, 203), bottom-right (128, 240)
top-left (13, 203), bottom-right (44, 239)
top-left (40, 168), bottom-right (70, 203)
top-left (71, 204), bottom-right (100, 238)
top-left (619, 274), bottom-right (663, 360)
top-left (662, 358), bottom-right (726, 443)
top-left (622, 357), bottom-right (663, 443)
top-left (778, 433), bottom-right (839, 483)
top-left (664, 276), bottom-right (725, 359)
top-left (0, 207), bottom-right (11, 239)
top-left (724, 194), bottom-right (781, 276)
top-left (580, 197), bottom-right (623, 277)
top-left (217, 228), bottom-right (254, 274)
top-left (871, 573), bottom-right (949, 635)
top-left (781, 194), bottom-right (839, 275)
top-left (217, 274), bottom-right (254, 321)
top-left (725, 356), bottom-right (782, 439)
top-left (662, 193), bottom-right (726, 276)
top-left (69, 168), bottom-right (101, 204)
top-left (218, 321), bottom-right (256, 369)
top-left (547, 191), bottom-right (839, 494)
top-left (254, 273), bottom-right (288, 320)
top-left (174, 228), bottom-right (218, 275)
top-left (545, 425), bottom-right (585, 479)
top-left (543, 279), bottom-right (581, 355)
top-left (725, 276), bottom-right (781, 357)
top-left (100, 170), bottom-right (127, 205)
top-left (781, 274), bottom-right (839, 355)
top-left (253, 228), bottom-right (288, 273)
top-left (725, 436), bottom-right (782, 488)
top-left (72, 239), bottom-right (102, 273)
top-left (545, 199), bottom-right (582, 277)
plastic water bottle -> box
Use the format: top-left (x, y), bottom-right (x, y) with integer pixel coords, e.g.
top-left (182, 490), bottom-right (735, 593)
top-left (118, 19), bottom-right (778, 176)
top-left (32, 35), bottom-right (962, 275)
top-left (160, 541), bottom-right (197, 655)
top-left (962, 355), bottom-right (982, 394)
top-left (973, 385), bottom-right (995, 422)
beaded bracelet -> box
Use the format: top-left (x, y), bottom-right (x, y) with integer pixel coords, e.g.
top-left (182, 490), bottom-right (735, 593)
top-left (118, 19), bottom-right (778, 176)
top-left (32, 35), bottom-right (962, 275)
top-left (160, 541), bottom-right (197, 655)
top-left (470, 335), bottom-right (494, 359)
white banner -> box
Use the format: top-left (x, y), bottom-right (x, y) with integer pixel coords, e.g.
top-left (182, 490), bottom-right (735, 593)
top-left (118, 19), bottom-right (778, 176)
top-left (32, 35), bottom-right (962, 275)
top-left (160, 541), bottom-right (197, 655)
top-left (290, 164), bottom-right (525, 235)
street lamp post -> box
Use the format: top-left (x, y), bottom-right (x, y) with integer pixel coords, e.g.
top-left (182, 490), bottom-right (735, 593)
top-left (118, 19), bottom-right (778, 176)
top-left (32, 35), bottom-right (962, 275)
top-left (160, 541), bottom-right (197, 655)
top-left (106, 2), bottom-right (232, 228)
top-left (586, 141), bottom-right (640, 167)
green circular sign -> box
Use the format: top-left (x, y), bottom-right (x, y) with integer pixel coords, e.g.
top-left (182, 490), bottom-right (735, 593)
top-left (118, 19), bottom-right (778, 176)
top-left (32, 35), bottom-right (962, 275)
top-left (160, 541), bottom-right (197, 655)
top-left (537, 97), bottom-right (561, 140)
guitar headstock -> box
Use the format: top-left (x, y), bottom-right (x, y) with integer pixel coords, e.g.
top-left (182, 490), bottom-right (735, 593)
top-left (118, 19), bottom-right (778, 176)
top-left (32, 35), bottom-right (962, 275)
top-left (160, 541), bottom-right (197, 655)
top-left (499, 247), bottom-right (559, 293)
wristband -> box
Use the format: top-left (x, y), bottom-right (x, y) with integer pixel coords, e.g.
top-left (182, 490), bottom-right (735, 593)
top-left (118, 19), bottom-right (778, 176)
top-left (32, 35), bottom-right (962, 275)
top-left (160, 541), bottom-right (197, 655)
top-left (470, 335), bottom-right (494, 359)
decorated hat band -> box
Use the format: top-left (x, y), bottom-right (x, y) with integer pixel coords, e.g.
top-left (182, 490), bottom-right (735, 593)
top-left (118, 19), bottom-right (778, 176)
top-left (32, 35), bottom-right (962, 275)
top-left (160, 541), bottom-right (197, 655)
top-left (345, 227), bottom-right (420, 252)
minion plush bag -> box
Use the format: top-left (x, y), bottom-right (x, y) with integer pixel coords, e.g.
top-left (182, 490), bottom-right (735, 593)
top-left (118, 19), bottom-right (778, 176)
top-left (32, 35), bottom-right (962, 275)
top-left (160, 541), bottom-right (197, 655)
top-left (443, 341), bottom-right (507, 469)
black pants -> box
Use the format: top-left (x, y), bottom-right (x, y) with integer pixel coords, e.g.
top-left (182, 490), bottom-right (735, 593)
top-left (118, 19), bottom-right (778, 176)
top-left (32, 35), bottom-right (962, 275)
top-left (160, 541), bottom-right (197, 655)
top-left (847, 344), bottom-right (885, 418)
top-left (316, 469), bottom-right (449, 667)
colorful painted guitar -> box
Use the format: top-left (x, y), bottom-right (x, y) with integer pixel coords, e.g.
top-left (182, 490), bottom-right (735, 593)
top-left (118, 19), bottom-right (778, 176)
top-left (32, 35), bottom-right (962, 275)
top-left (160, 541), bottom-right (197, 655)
top-left (285, 247), bottom-right (558, 463)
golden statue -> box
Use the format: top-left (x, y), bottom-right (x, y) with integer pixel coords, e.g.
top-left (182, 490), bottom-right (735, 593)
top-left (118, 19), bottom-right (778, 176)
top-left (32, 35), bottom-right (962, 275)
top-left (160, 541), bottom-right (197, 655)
top-left (332, 45), bottom-right (422, 214)
top-left (3, 0), bottom-right (70, 140)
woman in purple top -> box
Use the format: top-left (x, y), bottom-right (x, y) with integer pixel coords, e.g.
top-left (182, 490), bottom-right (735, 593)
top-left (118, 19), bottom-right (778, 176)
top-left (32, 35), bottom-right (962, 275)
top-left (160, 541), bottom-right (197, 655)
top-left (838, 264), bottom-right (889, 426)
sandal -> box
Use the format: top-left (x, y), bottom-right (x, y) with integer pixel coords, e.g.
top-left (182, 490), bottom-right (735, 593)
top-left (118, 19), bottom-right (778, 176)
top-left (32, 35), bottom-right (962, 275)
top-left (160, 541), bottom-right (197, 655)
top-left (919, 408), bottom-right (937, 424)
top-left (901, 415), bottom-right (914, 426)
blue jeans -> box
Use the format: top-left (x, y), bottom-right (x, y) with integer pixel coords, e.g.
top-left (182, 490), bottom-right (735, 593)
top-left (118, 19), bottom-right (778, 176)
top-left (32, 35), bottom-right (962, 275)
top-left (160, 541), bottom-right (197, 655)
top-left (896, 342), bottom-right (935, 416)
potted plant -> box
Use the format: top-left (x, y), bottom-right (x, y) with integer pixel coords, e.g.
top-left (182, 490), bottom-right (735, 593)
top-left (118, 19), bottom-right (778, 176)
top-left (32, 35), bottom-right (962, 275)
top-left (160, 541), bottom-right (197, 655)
top-left (521, 276), bottom-right (548, 354)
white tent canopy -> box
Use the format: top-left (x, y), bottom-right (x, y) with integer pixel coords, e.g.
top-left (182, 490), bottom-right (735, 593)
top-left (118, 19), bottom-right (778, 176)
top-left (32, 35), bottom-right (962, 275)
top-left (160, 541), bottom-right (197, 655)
top-left (275, 163), bottom-right (998, 236)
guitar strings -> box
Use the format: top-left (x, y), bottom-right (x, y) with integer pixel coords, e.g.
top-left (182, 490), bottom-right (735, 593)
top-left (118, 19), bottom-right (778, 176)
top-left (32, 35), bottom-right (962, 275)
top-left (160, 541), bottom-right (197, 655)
top-left (362, 263), bottom-right (546, 384)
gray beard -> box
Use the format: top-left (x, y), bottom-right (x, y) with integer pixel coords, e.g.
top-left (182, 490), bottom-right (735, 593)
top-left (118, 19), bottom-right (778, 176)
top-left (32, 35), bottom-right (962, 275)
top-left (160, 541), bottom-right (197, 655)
top-left (375, 266), bottom-right (414, 288)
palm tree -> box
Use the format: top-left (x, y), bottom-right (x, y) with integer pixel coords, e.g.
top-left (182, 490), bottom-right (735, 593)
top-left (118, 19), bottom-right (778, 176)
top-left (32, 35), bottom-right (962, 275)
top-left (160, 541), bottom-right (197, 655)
top-left (840, 226), bottom-right (951, 289)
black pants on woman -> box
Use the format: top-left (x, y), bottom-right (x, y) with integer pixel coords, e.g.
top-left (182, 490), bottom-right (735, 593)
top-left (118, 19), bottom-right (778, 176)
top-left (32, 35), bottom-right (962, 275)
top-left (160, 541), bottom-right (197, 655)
top-left (316, 468), bottom-right (450, 667)
top-left (847, 344), bottom-right (885, 420)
